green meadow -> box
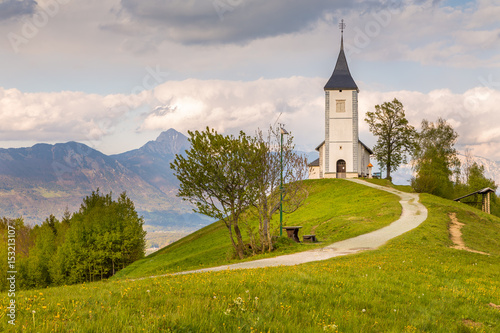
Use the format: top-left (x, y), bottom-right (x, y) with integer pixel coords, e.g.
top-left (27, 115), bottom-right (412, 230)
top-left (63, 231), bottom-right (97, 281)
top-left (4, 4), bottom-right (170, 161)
top-left (113, 179), bottom-right (401, 279)
top-left (2, 180), bottom-right (500, 332)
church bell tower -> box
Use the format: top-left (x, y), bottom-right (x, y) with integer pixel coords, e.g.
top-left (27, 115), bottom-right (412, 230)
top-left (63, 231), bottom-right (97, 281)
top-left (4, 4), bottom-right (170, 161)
top-left (323, 19), bottom-right (360, 178)
top-left (307, 20), bottom-right (372, 180)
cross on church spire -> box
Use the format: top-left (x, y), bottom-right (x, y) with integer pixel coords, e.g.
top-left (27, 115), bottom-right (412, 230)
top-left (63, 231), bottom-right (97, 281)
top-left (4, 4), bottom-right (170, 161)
top-left (339, 19), bottom-right (345, 33)
top-left (339, 19), bottom-right (346, 50)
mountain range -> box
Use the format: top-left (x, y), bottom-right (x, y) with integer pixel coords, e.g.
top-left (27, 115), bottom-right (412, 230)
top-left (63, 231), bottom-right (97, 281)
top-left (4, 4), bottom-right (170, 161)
top-left (2, 128), bottom-right (498, 229)
top-left (0, 129), bottom-right (211, 229)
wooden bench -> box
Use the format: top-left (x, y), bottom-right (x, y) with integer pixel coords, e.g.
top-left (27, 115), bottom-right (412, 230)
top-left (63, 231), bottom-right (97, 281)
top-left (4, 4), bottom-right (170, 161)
top-left (302, 235), bottom-right (318, 243)
top-left (282, 226), bottom-right (302, 243)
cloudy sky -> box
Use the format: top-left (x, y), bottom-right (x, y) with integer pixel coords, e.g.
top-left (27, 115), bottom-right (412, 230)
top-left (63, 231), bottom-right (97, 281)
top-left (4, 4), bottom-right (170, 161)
top-left (0, 0), bottom-right (499, 162)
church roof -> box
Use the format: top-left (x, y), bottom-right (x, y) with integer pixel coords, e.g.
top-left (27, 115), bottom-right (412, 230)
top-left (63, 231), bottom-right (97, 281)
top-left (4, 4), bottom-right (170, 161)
top-left (308, 158), bottom-right (320, 167)
top-left (324, 35), bottom-right (358, 91)
top-left (359, 140), bottom-right (373, 155)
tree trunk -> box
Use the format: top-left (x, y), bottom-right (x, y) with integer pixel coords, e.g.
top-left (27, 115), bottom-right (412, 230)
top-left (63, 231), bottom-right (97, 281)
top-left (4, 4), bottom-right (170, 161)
top-left (386, 152), bottom-right (392, 180)
top-left (262, 217), bottom-right (269, 252)
top-left (266, 215), bottom-right (273, 252)
top-left (233, 223), bottom-right (245, 259)
top-left (225, 222), bottom-right (239, 257)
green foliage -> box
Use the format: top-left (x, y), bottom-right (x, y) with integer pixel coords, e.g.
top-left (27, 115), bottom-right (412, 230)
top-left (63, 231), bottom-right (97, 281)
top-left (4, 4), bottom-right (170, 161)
top-left (467, 163), bottom-right (497, 192)
top-left (2, 191), bottom-right (500, 332)
top-left (0, 217), bottom-right (31, 292)
top-left (171, 127), bottom-right (266, 259)
top-left (412, 147), bottom-right (455, 198)
top-left (0, 190), bottom-right (146, 291)
top-left (21, 221), bottom-right (56, 289)
top-left (412, 118), bottom-right (459, 198)
top-left (272, 236), bottom-right (297, 251)
top-left (54, 190), bottom-right (146, 284)
top-left (365, 98), bottom-right (416, 180)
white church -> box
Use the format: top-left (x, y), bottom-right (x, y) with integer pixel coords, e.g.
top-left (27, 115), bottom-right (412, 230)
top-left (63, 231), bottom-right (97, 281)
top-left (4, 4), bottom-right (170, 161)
top-left (309, 24), bottom-right (373, 179)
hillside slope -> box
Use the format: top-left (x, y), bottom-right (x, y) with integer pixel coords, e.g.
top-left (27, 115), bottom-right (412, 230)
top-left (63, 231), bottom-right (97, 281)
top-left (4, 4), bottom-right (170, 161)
top-left (2, 181), bottom-right (499, 332)
top-left (113, 179), bottom-right (402, 279)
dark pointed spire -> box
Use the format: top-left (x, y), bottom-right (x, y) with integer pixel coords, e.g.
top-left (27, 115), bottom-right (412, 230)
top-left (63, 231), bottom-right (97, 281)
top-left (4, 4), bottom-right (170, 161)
top-left (324, 19), bottom-right (358, 91)
top-left (339, 19), bottom-right (345, 51)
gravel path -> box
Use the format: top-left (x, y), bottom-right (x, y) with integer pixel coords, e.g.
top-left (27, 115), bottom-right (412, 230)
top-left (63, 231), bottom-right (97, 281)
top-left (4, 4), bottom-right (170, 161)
top-left (145, 179), bottom-right (428, 279)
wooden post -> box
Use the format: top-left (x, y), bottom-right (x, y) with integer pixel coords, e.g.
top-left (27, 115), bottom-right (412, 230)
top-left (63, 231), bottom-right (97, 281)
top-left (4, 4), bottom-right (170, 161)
top-left (482, 193), bottom-right (486, 213)
top-left (487, 192), bottom-right (491, 214)
top-left (482, 192), bottom-right (491, 214)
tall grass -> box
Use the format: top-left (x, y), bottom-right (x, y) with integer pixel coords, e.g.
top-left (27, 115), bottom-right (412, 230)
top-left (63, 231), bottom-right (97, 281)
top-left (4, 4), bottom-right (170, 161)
top-left (2, 190), bottom-right (499, 332)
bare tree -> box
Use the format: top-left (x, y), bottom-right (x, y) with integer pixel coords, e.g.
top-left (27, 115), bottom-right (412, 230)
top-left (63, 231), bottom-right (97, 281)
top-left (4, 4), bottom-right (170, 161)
top-left (249, 126), bottom-right (308, 252)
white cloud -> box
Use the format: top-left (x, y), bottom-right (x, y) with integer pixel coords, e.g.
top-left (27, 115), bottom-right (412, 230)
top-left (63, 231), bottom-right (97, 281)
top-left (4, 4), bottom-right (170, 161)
top-left (360, 86), bottom-right (500, 159)
top-left (138, 78), bottom-right (500, 160)
top-left (141, 77), bottom-right (325, 149)
top-left (1, 77), bottom-right (500, 160)
top-left (0, 87), bottom-right (146, 142)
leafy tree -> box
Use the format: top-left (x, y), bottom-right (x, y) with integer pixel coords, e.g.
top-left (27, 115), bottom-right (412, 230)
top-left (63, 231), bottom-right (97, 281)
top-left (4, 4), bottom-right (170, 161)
top-left (411, 118), bottom-right (459, 198)
top-left (54, 190), bottom-right (145, 284)
top-left (250, 126), bottom-right (308, 252)
top-left (365, 98), bottom-right (416, 180)
top-left (170, 127), bottom-right (266, 259)
top-left (467, 162), bottom-right (497, 192)
top-left (0, 218), bottom-right (32, 291)
top-left (23, 220), bottom-right (57, 289)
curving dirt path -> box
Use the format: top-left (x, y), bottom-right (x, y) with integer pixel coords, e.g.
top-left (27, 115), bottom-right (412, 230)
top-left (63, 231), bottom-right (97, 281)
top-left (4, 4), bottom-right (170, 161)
top-left (140, 179), bottom-right (428, 279)
top-left (448, 212), bottom-right (489, 255)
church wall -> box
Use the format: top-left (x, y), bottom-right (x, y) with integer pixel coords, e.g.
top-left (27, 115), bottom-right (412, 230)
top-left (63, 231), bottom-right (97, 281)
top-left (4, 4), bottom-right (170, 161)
top-left (330, 119), bottom-right (353, 142)
top-left (328, 90), bottom-right (353, 119)
top-left (326, 89), bottom-right (357, 174)
top-left (308, 166), bottom-right (320, 179)
top-left (328, 143), bottom-right (353, 174)
top-left (357, 143), bottom-right (372, 177)
top-left (319, 144), bottom-right (325, 179)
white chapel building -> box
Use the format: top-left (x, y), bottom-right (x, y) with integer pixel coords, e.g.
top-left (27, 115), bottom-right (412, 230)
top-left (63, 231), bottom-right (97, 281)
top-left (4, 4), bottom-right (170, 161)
top-left (309, 27), bottom-right (372, 179)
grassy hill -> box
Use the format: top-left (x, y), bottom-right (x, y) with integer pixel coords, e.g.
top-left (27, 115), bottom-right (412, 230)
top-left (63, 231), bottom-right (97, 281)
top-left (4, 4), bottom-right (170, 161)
top-left (113, 179), bottom-right (402, 279)
top-left (2, 180), bottom-right (500, 332)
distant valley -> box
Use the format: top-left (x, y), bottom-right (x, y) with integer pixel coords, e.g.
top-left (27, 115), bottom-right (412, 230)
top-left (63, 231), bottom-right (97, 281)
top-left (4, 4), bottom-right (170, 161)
top-left (2, 128), bottom-right (498, 252)
top-left (0, 129), bottom-right (212, 234)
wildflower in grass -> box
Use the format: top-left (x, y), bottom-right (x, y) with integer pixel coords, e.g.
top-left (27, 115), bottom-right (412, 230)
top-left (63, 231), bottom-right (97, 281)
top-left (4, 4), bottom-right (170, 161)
top-left (323, 323), bottom-right (338, 331)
